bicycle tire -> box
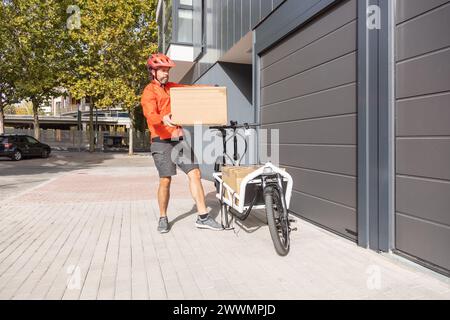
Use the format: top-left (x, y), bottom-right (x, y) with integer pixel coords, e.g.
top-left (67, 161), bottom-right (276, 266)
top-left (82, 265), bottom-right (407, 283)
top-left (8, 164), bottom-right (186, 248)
top-left (264, 186), bottom-right (290, 256)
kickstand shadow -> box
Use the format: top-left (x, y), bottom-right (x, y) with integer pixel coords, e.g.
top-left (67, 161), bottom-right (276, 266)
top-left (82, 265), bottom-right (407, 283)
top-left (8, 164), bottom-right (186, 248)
top-left (169, 191), bottom-right (269, 234)
top-left (205, 191), bottom-right (268, 234)
top-left (227, 210), bottom-right (267, 234)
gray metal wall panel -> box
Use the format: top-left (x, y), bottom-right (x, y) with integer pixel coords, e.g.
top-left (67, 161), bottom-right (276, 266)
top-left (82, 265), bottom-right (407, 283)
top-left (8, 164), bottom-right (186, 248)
top-left (290, 191), bottom-right (357, 240)
top-left (396, 93), bottom-right (450, 136)
top-left (259, 0), bottom-right (357, 239)
top-left (242, 0), bottom-right (251, 34)
top-left (260, 0), bottom-right (356, 69)
top-left (255, 0), bottom-right (345, 55)
top-left (193, 0), bottom-right (203, 59)
top-left (212, 0), bottom-right (219, 52)
top-left (221, 0), bottom-right (227, 53)
top-left (396, 214), bottom-right (450, 271)
top-left (396, 3), bottom-right (450, 62)
top-left (275, 145), bottom-right (356, 177)
top-left (261, 20), bottom-right (356, 87)
top-left (396, 139), bottom-right (450, 181)
top-left (396, 176), bottom-right (450, 226)
top-left (234, 0), bottom-right (242, 43)
top-left (261, 83), bottom-right (356, 124)
top-left (396, 0), bottom-right (449, 24)
top-left (395, 0), bottom-right (450, 274)
top-left (217, 0), bottom-right (222, 53)
top-left (189, 0), bottom-right (282, 83)
top-left (227, 0), bottom-right (234, 52)
top-left (261, 0), bottom-right (273, 20)
top-left (262, 114), bottom-right (356, 145)
top-left (273, 0), bottom-right (284, 8)
top-left (261, 52), bottom-right (356, 106)
top-left (251, 0), bottom-right (261, 28)
top-left (289, 167), bottom-right (357, 208)
top-left (396, 48), bottom-right (450, 99)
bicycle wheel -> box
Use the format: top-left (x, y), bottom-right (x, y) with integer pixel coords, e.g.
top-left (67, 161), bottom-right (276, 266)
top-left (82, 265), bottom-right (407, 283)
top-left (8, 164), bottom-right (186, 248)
top-left (264, 186), bottom-right (290, 256)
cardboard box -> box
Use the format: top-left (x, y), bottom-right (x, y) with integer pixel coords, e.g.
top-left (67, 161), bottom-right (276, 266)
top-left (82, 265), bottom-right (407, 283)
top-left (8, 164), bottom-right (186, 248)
top-left (170, 87), bottom-right (228, 125)
top-left (222, 166), bottom-right (263, 203)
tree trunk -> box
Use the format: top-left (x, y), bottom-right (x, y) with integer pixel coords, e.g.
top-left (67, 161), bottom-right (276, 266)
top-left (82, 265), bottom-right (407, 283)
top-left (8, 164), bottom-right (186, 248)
top-left (0, 105), bottom-right (5, 135)
top-left (128, 109), bottom-right (134, 156)
top-left (32, 98), bottom-right (40, 140)
top-left (89, 100), bottom-right (95, 153)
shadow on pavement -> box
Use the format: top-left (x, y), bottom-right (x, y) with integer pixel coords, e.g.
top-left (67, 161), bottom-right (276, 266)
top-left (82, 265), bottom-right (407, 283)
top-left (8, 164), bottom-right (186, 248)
top-left (205, 191), bottom-right (267, 233)
top-left (169, 206), bottom-right (198, 229)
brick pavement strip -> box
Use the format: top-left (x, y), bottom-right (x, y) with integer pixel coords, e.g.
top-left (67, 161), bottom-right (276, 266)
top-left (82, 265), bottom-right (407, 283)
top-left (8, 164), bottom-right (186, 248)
top-left (0, 153), bottom-right (449, 300)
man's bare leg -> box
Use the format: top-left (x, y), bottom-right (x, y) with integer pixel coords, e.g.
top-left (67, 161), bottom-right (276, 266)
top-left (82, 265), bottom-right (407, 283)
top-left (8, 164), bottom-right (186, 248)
top-left (187, 169), bottom-right (207, 214)
top-left (158, 177), bottom-right (172, 217)
top-left (187, 168), bottom-right (223, 230)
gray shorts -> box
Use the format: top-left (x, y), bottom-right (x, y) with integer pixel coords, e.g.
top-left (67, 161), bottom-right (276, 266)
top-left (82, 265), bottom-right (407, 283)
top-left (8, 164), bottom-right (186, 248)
top-left (150, 140), bottom-right (199, 177)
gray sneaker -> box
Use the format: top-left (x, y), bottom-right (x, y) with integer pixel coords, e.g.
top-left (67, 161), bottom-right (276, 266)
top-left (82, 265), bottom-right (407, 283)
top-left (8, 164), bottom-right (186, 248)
top-left (195, 215), bottom-right (224, 231)
top-left (157, 217), bottom-right (169, 233)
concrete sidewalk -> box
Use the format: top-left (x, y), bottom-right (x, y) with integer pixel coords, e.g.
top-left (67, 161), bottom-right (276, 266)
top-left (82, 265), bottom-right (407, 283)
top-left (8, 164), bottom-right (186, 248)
top-left (0, 152), bottom-right (448, 300)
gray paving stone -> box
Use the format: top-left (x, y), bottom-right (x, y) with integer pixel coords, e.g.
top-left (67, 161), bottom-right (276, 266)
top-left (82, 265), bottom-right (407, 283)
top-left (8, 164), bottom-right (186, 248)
top-left (0, 152), bottom-right (448, 300)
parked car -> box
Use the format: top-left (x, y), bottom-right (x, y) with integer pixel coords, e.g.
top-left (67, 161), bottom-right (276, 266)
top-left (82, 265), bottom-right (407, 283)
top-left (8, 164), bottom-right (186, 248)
top-left (0, 134), bottom-right (51, 161)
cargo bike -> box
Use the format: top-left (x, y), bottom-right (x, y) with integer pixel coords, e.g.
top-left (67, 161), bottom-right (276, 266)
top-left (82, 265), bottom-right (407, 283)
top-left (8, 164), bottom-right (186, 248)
top-left (209, 121), bottom-right (296, 256)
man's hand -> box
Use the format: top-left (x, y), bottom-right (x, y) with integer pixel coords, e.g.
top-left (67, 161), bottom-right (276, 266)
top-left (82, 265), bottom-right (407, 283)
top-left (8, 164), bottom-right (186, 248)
top-left (162, 114), bottom-right (177, 128)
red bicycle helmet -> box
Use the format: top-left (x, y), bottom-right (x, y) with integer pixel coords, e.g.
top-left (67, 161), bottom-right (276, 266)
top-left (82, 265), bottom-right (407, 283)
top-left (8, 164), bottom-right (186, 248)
top-left (147, 53), bottom-right (176, 70)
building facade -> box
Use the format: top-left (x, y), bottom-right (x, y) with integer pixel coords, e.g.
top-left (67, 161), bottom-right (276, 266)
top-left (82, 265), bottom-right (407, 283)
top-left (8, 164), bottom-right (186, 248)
top-left (157, 0), bottom-right (450, 276)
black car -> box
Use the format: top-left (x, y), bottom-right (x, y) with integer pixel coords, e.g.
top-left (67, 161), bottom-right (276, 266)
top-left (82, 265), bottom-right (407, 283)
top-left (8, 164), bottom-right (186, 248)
top-left (0, 134), bottom-right (51, 161)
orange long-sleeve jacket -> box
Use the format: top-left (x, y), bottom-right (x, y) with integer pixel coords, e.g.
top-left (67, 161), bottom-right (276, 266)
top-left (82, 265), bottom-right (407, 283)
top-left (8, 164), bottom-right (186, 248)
top-left (140, 80), bottom-right (190, 141)
top-left (141, 80), bottom-right (212, 141)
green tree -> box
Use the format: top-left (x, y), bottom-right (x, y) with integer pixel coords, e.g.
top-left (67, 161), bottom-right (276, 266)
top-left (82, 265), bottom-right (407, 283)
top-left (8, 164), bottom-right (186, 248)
top-left (65, 0), bottom-right (158, 153)
top-left (0, 2), bottom-right (20, 134)
top-left (97, 0), bottom-right (158, 155)
top-left (1, 0), bottom-right (69, 139)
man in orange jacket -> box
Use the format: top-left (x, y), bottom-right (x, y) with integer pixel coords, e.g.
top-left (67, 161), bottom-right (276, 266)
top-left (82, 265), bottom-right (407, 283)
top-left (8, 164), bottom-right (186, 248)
top-left (141, 53), bottom-right (223, 233)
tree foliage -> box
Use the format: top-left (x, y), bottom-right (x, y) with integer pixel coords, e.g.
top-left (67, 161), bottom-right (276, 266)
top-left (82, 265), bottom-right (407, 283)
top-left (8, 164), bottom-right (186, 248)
top-left (66, 0), bottom-right (157, 109)
top-left (0, 0), bottom-right (70, 137)
top-left (65, 0), bottom-right (158, 152)
top-left (0, 0), bottom-right (159, 148)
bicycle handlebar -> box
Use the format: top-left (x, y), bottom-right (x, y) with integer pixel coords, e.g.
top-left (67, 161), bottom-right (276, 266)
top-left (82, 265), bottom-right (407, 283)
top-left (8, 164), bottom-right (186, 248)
top-left (209, 122), bottom-right (260, 131)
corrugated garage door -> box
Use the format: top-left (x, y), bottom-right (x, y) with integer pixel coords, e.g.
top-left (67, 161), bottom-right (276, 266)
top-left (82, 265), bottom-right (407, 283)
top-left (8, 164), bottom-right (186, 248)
top-left (259, 0), bottom-right (358, 240)
top-left (395, 0), bottom-right (450, 273)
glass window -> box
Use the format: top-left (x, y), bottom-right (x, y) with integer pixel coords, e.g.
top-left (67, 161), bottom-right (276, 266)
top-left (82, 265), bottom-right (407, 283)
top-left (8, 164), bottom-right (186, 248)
top-left (26, 136), bottom-right (39, 144)
top-left (177, 8), bottom-right (193, 43)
